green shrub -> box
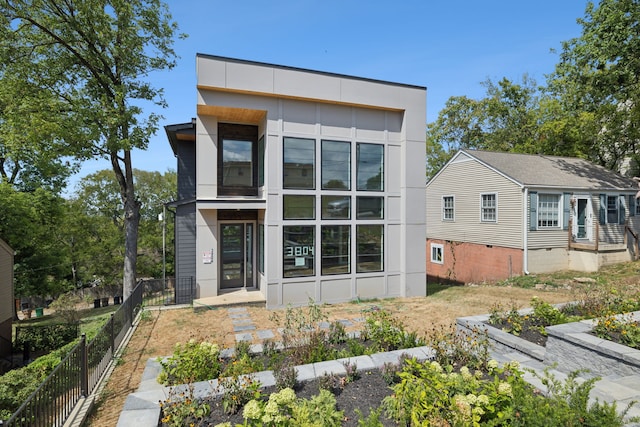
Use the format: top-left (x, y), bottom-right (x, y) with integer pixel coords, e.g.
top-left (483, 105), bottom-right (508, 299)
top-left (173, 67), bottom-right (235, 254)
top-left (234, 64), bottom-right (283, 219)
top-left (157, 339), bottom-right (222, 385)
top-left (362, 309), bottom-right (424, 352)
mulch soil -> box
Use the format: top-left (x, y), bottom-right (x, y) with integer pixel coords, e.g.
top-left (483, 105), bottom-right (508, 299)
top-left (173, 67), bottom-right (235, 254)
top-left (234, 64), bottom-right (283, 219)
top-left (164, 368), bottom-right (398, 426)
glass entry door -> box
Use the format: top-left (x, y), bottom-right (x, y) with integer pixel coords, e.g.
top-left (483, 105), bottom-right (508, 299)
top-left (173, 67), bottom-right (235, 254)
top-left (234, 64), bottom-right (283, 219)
top-left (220, 223), bottom-right (254, 289)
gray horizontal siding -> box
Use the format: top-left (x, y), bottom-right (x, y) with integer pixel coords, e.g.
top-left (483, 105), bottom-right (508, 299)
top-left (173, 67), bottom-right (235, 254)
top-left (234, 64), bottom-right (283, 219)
top-left (175, 204), bottom-right (196, 279)
top-left (427, 159), bottom-right (523, 248)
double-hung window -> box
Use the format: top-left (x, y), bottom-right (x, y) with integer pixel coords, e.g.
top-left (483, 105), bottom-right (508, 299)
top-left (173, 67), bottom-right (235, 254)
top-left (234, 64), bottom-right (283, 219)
top-left (442, 196), bottom-right (454, 221)
top-left (607, 195), bottom-right (618, 224)
top-left (481, 193), bottom-right (497, 222)
top-left (538, 194), bottom-right (560, 228)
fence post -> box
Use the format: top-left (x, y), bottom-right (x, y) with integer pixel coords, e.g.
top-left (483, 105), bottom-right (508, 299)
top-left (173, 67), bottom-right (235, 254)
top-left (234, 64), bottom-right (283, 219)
top-left (110, 314), bottom-right (115, 356)
top-left (80, 333), bottom-right (88, 397)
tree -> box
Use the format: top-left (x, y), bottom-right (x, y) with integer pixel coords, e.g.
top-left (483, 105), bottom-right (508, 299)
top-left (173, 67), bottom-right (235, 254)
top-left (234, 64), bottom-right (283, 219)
top-left (0, 0), bottom-right (183, 297)
top-left (0, 183), bottom-right (70, 298)
top-left (426, 76), bottom-right (546, 178)
top-left (548, 0), bottom-right (640, 173)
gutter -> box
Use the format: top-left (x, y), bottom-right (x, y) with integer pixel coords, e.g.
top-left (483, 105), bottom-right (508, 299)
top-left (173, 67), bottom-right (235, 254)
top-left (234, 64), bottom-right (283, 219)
top-left (523, 187), bottom-right (529, 275)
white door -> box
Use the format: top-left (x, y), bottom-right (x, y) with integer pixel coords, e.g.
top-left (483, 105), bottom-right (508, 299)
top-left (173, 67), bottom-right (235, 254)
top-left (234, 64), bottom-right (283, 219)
top-left (573, 196), bottom-right (593, 241)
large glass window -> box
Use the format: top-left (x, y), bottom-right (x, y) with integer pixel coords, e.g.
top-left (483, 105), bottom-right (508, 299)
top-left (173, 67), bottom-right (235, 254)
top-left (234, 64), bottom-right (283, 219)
top-left (284, 137), bottom-right (315, 189)
top-left (283, 195), bottom-right (315, 219)
top-left (283, 226), bottom-right (315, 277)
top-left (356, 225), bottom-right (383, 272)
top-left (322, 140), bottom-right (350, 190)
top-left (356, 197), bottom-right (383, 219)
top-left (481, 193), bottom-right (497, 222)
top-left (218, 124), bottom-right (258, 196)
top-left (321, 226), bottom-right (350, 275)
top-left (357, 143), bottom-right (384, 191)
top-left (322, 196), bottom-right (350, 219)
top-left (538, 194), bottom-right (560, 228)
top-left (258, 135), bottom-right (265, 187)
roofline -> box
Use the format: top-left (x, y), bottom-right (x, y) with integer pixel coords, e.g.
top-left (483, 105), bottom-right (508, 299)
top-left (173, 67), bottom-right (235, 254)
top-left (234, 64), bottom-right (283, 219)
top-left (164, 119), bottom-right (195, 155)
top-left (426, 149), bottom-right (524, 189)
top-left (196, 53), bottom-right (427, 91)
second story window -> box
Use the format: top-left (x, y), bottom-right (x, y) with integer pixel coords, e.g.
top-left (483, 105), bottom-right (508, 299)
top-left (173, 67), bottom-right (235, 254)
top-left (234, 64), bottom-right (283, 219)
top-left (284, 137), bottom-right (315, 189)
top-left (481, 193), bottom-right (497, 222)
top-left (442, 196), bottom-right (454, 221)
top-left (218, 124), bottom-right (258, 196)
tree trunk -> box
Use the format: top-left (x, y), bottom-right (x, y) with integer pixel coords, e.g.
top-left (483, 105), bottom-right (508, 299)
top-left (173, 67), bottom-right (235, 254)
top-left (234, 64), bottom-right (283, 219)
top-left (123, 196), bottom-right (140, 298)
top-left (112, 149), bottom-right (140, 299)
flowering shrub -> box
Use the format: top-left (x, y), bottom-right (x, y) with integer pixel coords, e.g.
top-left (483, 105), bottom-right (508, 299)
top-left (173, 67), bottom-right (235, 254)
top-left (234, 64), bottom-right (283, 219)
top-left (362, 309), bottom-right (425, 351)
top-left (593, 313), bottom-right (640, 349)
top-left (157, 339), bottom-right (222, 385)
top-left (160, 383), bottom-right (211, 427)
top-left (382, 358), bottom-right (628, 426)
top-left (383, 358), bottom-right (520, 426)
top-left (213, 387), bottom-right (343, 427)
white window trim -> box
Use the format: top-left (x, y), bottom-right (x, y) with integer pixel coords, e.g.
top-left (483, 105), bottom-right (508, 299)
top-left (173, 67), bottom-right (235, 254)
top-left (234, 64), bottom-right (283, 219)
top-left (606, 194), bottom-right (619, 224)
top-left (537, 192), bottom-right (562, 229)
top-left (442, 195), bottom-right (455, 221)
top-left (430, 243), bottom-right (444, 264)
top-left (480, 192), bottom-right (498, 223)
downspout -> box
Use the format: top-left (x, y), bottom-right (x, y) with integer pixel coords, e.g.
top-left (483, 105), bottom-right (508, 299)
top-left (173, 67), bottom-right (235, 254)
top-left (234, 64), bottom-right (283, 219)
top-left (523, 187), bottom-right (529, 275)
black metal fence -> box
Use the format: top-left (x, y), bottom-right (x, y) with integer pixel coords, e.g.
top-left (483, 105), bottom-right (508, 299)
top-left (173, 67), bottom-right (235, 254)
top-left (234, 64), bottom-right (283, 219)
top-left (140, 276), bottom-right (195, 306)
top-left (4, 281), bottom-right (144, 427)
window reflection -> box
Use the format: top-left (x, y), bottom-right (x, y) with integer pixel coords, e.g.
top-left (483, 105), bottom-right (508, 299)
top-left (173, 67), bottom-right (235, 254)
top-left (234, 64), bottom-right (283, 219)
top-left (322, 140), bottom-right (350, 190)
top-left (322, 226), bottom-right (350, 275)
top-left (322, 196), bottom-right (350, 219)
top-left (356, 197), bottom-right (383, 219)
top-left (284, 137), bottom-right (315, 189)
top-left (283, 195), bottom-right (315, 219)
top-left (222, 139), bottom-right (253, 187)
top-left (283, 226), bottom-right (315, 277)
top-left (357, 225), bottom-right (383, 272)
top-left (357, 143), bottom-right (384, 191)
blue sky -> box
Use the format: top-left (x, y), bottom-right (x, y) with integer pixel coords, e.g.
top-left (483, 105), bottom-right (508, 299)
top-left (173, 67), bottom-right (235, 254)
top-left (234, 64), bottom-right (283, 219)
top-left (69, 0), bottom-right (589, 192)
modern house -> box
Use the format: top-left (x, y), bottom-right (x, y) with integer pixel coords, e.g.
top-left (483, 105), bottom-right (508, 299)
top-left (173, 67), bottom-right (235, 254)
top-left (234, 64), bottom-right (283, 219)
top-left (165, 55), bottom-right (427, 308)
top-left (426, 149), bottom-right (640, 284)
top-left (0, 238), bottom-right (14, 359)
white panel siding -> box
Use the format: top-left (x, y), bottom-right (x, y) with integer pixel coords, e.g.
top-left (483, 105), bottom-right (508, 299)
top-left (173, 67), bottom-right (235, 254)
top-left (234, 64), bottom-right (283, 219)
top-left (426, 160), bottom-right (523, 248)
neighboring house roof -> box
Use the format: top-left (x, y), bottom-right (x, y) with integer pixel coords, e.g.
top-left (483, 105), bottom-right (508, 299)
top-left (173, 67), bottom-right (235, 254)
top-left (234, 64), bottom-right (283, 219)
top-left (460, 149), bottom-right (638, 191)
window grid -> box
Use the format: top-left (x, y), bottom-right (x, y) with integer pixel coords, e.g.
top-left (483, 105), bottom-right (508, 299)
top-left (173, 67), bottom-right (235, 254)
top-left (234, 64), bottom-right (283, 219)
top-left (538, 194), bottom-right (560, 228)
top-left (481, 193), bottom-right (497, 222)
top-left (442, 196), bottom-right (454, 221)
top-left (607, 195), bottom-right (618, 224)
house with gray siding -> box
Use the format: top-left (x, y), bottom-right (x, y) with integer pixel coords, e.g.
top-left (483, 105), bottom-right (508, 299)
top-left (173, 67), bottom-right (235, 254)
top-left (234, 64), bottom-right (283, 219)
top-left (165, 55), bottom-right (427, 308)
top-left (426, 149), bottom-right (640, 284)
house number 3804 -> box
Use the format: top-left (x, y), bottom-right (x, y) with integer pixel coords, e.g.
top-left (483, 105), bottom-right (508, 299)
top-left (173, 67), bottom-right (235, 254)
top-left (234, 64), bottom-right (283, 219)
top-left (285, 246), bottom-right (314, 256)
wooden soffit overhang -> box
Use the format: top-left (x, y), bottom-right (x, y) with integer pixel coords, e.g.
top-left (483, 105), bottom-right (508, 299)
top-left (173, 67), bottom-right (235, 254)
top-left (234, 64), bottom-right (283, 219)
top-left (196, 85), bottom-right (404, 125)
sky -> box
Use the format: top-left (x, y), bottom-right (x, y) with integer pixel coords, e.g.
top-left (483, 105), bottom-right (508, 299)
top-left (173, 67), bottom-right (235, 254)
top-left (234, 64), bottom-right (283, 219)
top-left (67, 0), bottom-right (590, 193)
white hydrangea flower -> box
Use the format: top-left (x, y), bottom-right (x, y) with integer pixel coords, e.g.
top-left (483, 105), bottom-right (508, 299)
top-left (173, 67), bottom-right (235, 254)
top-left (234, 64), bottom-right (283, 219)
top-left (460, 366), bottom-right (472, 381)
top-left (242, 400), bottom-right (262, 420)
top-left (498, 382), bottom-right (512, 397)
top-left (430, 361), bottom-right (443, 373)
top-left (273, 388), bottom-right (296, 405)
top-left (477, 394), bottom-right (490, 406)
top-left (487, 359), bottom-right (499, 370)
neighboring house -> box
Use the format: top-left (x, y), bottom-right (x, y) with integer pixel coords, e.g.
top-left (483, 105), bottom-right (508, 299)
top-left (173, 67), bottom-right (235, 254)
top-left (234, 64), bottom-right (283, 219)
top-left (426, 149), bottom-right (640, 284)
top-left (165, 55), bottom-right (426, 308)
top-left (0, 238), bottom-right (14, 358)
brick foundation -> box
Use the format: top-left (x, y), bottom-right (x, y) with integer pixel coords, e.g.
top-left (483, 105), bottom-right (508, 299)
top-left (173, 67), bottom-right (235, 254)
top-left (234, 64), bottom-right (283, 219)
top-left (427, 239), bottom-right (523, 284)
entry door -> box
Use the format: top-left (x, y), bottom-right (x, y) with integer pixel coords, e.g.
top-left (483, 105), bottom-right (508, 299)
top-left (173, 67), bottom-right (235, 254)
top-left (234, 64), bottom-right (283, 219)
top-left (220, 223), bottom-right (254, 289)
top-left (573, 196), bottom-right (593, 241)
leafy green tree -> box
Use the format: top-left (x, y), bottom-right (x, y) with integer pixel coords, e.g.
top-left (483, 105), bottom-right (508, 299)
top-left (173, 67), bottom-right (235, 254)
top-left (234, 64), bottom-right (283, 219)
top-left (0, 0), bottom-right (183, 297)
top-left (548, 0), bottom-right (640, 173)
top-left (426, 76), bottom-right (548, 178)
top-left (0, 183), bottom-right (69, 298)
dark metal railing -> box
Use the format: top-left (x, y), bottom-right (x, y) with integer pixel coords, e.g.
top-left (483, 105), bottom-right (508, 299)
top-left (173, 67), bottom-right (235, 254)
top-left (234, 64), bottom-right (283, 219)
top-left (4, 281), bottom-right (144, 427)
top-left (140, 277), bottom-right (194, 306)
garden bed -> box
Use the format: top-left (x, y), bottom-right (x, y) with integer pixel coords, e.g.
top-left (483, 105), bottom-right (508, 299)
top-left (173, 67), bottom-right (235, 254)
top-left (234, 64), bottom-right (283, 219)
top-left (457, 310), bottom-right (640, 377)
